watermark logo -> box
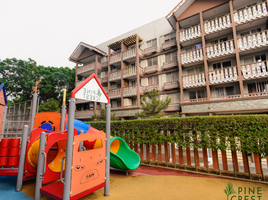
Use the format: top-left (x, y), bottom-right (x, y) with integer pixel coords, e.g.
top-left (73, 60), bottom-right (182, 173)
top-left (224, 181), bottom-right (262, 200)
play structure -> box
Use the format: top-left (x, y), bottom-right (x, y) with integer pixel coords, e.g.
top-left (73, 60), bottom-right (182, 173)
top-left (0, 75), bottom-right (140, 199)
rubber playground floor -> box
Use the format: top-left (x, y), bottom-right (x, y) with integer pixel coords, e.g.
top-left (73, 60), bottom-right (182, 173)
top-left (1, 165), bottom-right (268, 200)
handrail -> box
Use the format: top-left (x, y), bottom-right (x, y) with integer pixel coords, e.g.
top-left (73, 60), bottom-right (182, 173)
top-left (41, 151), bottom-right (47, 176)
top-left (60, 156), bottom-right (66, 184)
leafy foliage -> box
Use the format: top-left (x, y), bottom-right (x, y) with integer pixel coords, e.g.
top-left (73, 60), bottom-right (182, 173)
top-left (38, 98), bottom-right (61, 113)
top-left (0, 58), bottom-right (75, 103)
top-left (224, 182), bottom-right (236, 200)
top-left (90, 115), bottom-right (268, 156)
top-left (135, 89), bottom-right (171, 118)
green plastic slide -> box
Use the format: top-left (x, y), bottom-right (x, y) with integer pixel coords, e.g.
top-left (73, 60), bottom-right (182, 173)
top-left (110, 137), bottom-right (140, 171)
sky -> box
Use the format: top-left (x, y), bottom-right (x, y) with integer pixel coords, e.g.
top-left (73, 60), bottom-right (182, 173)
top-left (0, 0), bottom-right (179, 69)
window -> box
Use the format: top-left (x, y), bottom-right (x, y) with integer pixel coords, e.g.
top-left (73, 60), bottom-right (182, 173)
top-left (89, 102), bottom-right (94, 110)
top-left (210, 37), bottom-right (228, 45)
top-left (215, 86), bottom-right (235, 96)
top-left (166, 93), bottom-right (180, 103)
top-left (147, 57), bottom-right (158, 66)
top-left (189, 90), bottom-right (206, 99)
top-left (165, 52), bottom-right (177, 62)
top-left (148, 76), bottom-right (158, 86)
top-left (240, 27), bottom-right (261, 37)
top-left (248, 81), bottom-right (268, 93)
top-left (131, 80), bottom-right (136, 86)
top-left (166, 72), bottom-right (179, 82)
top-left (164, 32), bottom-right (176, 42)
top-left (243, 54), bottom-right (266, 64)
top-left (187, 66), bottom-right (204, 75)
top-left (147, 39), bottom-right (157, 48)
top-left (213, 61), bottom-right (231, 70)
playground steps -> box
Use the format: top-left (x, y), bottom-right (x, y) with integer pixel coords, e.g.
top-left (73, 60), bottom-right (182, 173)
top-left (40, 181), bottom-right (105, 200)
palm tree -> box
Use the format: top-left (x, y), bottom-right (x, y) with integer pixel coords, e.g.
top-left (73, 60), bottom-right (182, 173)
top-left (224, 182), bottom-right (236, 200)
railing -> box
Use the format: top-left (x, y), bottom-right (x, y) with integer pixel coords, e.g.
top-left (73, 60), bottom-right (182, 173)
top-left (123, 66), bottom-right (143, 78)
top-left (241, 60), bottom-right (268, 79)
top-left (162, 39), bottom-right (177, 50)
top-left (101, 76), bottom-right (108, 84)
top-left (109, 53), bottom-right (121, 64)
top-left (179, 25), bottom-right (201, 42)
top-left (184, 98), bottom-right (208, 102)
top-left (75, 80), bottom-right (83, 87)
top-left (234, 2), bottom-right (267, 24)
top-left (164, 81), bottom-right (180, 90)
top-left (182, 73), bottom-right (205, 88)
top-left (76, 62), bottom-right (95, 74)
top-left (245, 92), bottom-right (268, 97)
top-left (144, 65), bottom-right (159, 74)
top-left (122, 48), bottom-right (136, 60)
top-left (181, 48), bottom-right (203, 64)
top-left (164, 103), bottom-right (180, 111)
top-left (163, 60), bottom-right (178, 70)
top-left (206, 40), bottom-right (234, 58)
top-left (123, 105), bottom-right (138, 108)
top-left (204, 13), bottom-right (231, 34)
top-left (109, 88), bottom-right (121, 99)
top-left (123, 85), bottom-right (145, 97)
top-left (101, 56), bottom-right (108, 63)
top-left (101, 61), bottom-right (108, 70)
top-left (143, 46), bottom-right (157, 56)
top-left (109, 70), bottom-right (121, 81)
top-left (238, 30), bottom-right (268, 51)
top-left (209, 66), bottom-right (237, 84)
top-left (145, 85), bottom-right (159, 93)
top-left (210, 94), bottom-right (241, 100)
top-left (75, 110), bottom-right (95, 118)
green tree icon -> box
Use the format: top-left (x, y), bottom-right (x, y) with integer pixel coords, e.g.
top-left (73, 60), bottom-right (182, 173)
top-left (224, 182), bottom-right (236, 200)
top-left (97, 89), bottom-right (102, 97)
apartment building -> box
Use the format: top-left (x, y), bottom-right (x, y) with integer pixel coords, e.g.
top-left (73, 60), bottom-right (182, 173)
top-left (70, 0), bottom-right (268, 120)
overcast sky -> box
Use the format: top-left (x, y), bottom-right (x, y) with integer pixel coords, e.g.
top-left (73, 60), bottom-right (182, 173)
top-left (0, 0), bottom-right (179, 68)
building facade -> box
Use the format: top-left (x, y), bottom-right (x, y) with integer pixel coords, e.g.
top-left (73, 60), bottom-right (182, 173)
top-left (70, 0), bottom-right (268, 120)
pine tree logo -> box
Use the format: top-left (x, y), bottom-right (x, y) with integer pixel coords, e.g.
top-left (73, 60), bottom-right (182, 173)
top-left (97, 89), bottom-right (102, 97)
top-left (224, 182), bottom-right (236, 200)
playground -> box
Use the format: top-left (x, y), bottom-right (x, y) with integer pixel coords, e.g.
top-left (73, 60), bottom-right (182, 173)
top-left (1, 75), bottom-right (268, 200)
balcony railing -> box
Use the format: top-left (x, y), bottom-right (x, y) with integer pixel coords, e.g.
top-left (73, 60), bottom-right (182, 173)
top-left (179, 25), bottom-right (201, 42)
top-left (122, 48), bottom-right (136, 60)
top-left (206, 40), bottom-right (234, 58)
top-left (76, 63), bottom-right (95, 75)
top-left (238, 30), bottom-right (268, 51)
top-left (75, 110), bottom-right (95, 118)
top-left (164, 103), bottom-right (180, 111)
top-left (241, 60), bottom-right (268, 79)
top-left (123, 85), bottom-right (144, 97)
top-left (181, 48), bottom-right (203, 65)
top-left (163, 60), bottom-right (178, 70)
top-left (143, 46), bottom-right (157, 56)
top-left (101, 61), bottom-right (108, 70)
top-left (144, 65), bottom-right (159, 74)
top-left (209, 66), bottom-right (237, 84)
top-left (245, 92), bottom-right (268, 97)
top-left (164, 81), bottom-right (180, 90)
top-left (123, 105), bottom-right (138, 108)
top-left (123, 66), bottom-right (143, 79)
top-left (145, 85), bottom-right (159, 93)
top-left (162, 39), bottom-right (177, 50)
top-left (109, 88), bottom-right (121, 99)
top-left (182, 73), bottom-right (205, 88)
top-left (101, 77), bottom-right (108, 84)
top-left (211, 94), bottom-right (241, 100)
top-left (109, 53), bottom-right (121, 65)
top-left (204, 13), bottom-right (231, 34)
top-left (75, 80), bottom-right (83, 87)
top-left (234, 2), bottom-right (267, 24)
top-left (109, 70), bottom-right (121, 81)
top-left (184, 98), bottom-right (208, 103)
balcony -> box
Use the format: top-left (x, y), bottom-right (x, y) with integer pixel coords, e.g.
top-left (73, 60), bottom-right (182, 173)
top-left (182, 73), bottom-right (205, 88)
top-left (245, 92), bottom-right (268, 97)
top-left (123, 85), bottom-right (144, 97)
top-left (101, 61), bottom-right (108, 71)
top-left (75, 80), bottom-right (83, 87)
top-left (145, 85), bottom-right (159, 93)
top-left (75, 110), bottom-right (100, 118)
top-left (164, 81), bottom-right (180, 90)
top-left (209, 66), bottom-right (237, 84)
top-left (184, 98), bottom-right (208, 103)
top-left (179, 25), bottom-right (201, 42)
top-left (204, 14), bottom-right (231, 34)
top-left (76, 63), bottom-right (96, 75)
top-left (206, 40), bottom-right (234, 59)
top-left (181, 48), bottom-right (203, 65)
top-left (143, 46), bottom-right (157, 56)
top-left (122, 48), bottom-right (143, 61)
top-left (123, 66), bottom-right (143, 79)
top-left (234, 2), bottom-right (267, 24)
top-left (238, 30), bottom-right (268, 51)
top-left (101, 77), bottom-right (108, 84)
top-left (163, 60), bottom-right (178, 70)
top-left (165, 103), bottom-right (180, 111)
top-left (241, 60), bottom-right (268, 79)
top-left (110, 53), bottom-right (121, 65)
top-left (144, 65), bottom-right (159, 74)
top-left (109, 88), bottom-right (121, 99)
top-left (211, 94), bottom-right (241, 100)
top-left (162, 39), bottom-right (177, 50)
top-left (109, 70), bottom-right (121, 81)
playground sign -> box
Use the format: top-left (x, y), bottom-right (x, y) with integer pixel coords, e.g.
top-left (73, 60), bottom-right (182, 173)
top-left (71, 73), bottom-right (109, 103)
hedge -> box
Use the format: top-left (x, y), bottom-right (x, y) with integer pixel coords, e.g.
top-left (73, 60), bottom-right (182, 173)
top-left (89, 115), bottom-right (268, 157)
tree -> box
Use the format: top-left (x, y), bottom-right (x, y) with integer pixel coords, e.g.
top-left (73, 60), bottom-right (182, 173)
top-left (135, 89), bottom-right (171, 119)
top-left (224, 182), bottom-right (236, 200)
top-left (38, 98), bottom-right (61, 113)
